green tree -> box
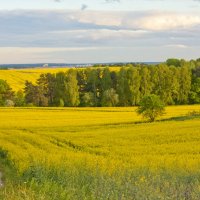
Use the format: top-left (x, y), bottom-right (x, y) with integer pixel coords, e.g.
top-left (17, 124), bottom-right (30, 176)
top-left (178, 66), bottom-right (191, 104)
top-left (137, 94), bottom-right (165, 122)
top-left (151, 65), bottom-right (174, 104)
top-left (102, 88), bottom-right (119, 107)
top-left (14, 90), bottom-right (25, 106)
top-left (139, 67), bottom-right (152, 99)
top-left (54, 72), bottom-right (66, 106)
top-left (190, 65), bottom-right (200, 103)
top-left (82, 92), bottom-right (95, 107)
top-left (101, 68), bottom-right (112, 91)
top-left (0, 79), bottom-right (14, 106)
top-left (37, 73), bottom-right (56, 106)
top-left (127, 67), bottom-right (141, 106)
top-left (24, 81), bottom-right (48, 107)
top-left (166, 58), bottom-right (181, 67)
top-left (65, 69), bottom-right (80, 107)
top-left (117, 67), bottom-right (129, 106)
top-left (85, 68), bottom-right (100, 106)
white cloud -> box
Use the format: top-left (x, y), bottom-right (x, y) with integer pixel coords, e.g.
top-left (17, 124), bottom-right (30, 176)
top-left (135, 12), bottom-right (200, 31)
top-left (164, 44), bottom-right (188, 48)
top-left (0, 9), bottom-right (200, 63)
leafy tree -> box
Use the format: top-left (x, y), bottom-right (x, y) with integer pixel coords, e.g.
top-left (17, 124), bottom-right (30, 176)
top-left (189, 77), bottom-right (200, 103)
top-left (102, 88), bottom-right (119, 107)
top-left (82, 92), bottom-right (95, 107)
top-left (85, 68), bottom-right (101, 106)
top-left (14, 90), bottom-right (25, 106)
top-left (37, 73), bottom-right (56, 106)
top-left (5, 99), bottom-right (14, 107)
top-left (101, 68), bottom-right (112, 91)
top-left (54, 72), bottom-right (67, 106)
top-left (0, 79), bottom-right (14, 106)
top-left (152, 65), bottom-right (174, 104)
top-left (117, 67), bottom-right (129, 106)
top-left (24, 81), bottom-right (48, 107)
top-left (137, 95), bottom-right (165, 122)
top-left (127, 67), bottom-right (141, 106)
top-left (166, 58), bottom-right (181, 67)
top-left (59, 99), bottom-right (65, 107)
top-left (139, 67), bottom-right (152, 99)
top-left (65, 69), bottom-right (80, 107)
top-left (178, 66), bottom-right (191, 104)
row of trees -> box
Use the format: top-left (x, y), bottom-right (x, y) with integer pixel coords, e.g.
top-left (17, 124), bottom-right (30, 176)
top-left (0, 59), bottom-right (200, 107)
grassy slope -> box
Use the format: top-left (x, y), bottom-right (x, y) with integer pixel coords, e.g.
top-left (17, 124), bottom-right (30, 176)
top-left (0, 106), bottom-right (200, 199)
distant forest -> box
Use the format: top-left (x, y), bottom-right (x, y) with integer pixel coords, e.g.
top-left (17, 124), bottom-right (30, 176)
top-left (0, 58), bottom-right (200, 107)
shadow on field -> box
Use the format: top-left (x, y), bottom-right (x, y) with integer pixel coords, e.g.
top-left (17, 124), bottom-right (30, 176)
top-left (159, 111), bottom-right (200, 122)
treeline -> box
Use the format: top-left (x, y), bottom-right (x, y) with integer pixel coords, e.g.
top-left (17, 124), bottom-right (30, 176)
top-left (0, 58), bottom-right (200, 107)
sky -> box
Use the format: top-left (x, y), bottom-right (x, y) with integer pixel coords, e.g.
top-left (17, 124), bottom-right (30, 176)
top-left (0, 0), bottom-right (200, 64)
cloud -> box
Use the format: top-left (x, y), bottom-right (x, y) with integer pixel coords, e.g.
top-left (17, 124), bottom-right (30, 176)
top-left (81, 4), bottom-right (88, 11)
top-left (104, 0), bottom-right (120, 3)
top-left (0, 9), bottom-right (199, 50)
top-left (164, 44), bottom-right (188, 49)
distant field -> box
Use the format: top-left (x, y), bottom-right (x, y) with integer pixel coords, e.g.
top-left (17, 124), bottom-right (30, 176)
top-left (0, 67), bottom-right (119, 91)
top-left (0, 105), bottom-right (200, 199)
top-left (0, 68), bottom-right (69, 91)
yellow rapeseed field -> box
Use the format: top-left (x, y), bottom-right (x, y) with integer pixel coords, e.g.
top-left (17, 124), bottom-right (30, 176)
top-left (0, 105), bottom-right (200, 199)
top-left (0, 67), bottom-right (120, 91)
top-left (0, 68), bottom-right (69, 91)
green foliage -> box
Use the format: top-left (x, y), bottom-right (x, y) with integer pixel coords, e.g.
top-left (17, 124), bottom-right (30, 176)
top-left (117, 67), bottom-right (129, 106)
top-left (137, 95), bottom-right (165, 122)
top-left (24, 81), bottom-right (48, 107)
top-left (0, 58), bottom-right (195, 107)
top-left (166, 58), bottom-right (181, 67)
top-left (101, 88), bottom-right (119, 107)
top-left (0, 79), bottom-right (14, 106)
top-left (65, 69), bottom-right (80, 107)
top-left (14, 90), bottom-right (25, 107)
top-left (82, 92), bottom-right (95, 107)
top-left (59, 99), bottom-right (65, 107)
top-left (127, 67), bottom-right (141, 105)
top-left (5, 100), bottom-right (14, 107)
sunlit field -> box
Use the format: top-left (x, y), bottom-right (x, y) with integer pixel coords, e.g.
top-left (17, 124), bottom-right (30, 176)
top-left (0, 68), bottom-right (69, 91)
top-left (0, 67), bottom-right (120, 91)
top-left (0, 105), bottom-right (200, 199)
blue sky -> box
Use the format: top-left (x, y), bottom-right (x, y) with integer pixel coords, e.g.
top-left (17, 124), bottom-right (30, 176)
top-left (0, 0), bottom-right (200, 63)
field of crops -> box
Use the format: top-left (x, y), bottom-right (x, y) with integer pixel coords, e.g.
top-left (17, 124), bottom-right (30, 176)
top-left (0, 68), bottom-right (70, 91)
top-left (0, 105), bottom-right (200, 199)
top-left (0, 67), bottom-right (119, 91)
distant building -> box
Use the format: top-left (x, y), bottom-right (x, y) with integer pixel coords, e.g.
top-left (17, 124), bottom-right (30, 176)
top-left (43, 64), bottom-right (49, 68)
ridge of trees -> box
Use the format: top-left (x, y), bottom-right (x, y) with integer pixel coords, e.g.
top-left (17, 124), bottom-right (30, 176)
top-left (0, 58), bottom-right (200, 107)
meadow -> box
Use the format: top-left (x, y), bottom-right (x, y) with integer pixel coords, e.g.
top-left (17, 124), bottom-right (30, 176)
top-left (0, 105), bottom-right (200, 199)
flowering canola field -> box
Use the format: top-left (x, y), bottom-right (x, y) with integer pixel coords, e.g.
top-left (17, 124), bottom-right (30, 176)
top-left (0, 68), bottom-right (69, 91)
top-left (0, 105), bottom-right (200, 199)
top-left (0, 67), bottom-right (120, 91)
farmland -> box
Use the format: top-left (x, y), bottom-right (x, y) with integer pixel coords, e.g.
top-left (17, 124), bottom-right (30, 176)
top-left (0, 68), bottom-right (69, 91)
top-left (0, 105), bottom-right (200, 199)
